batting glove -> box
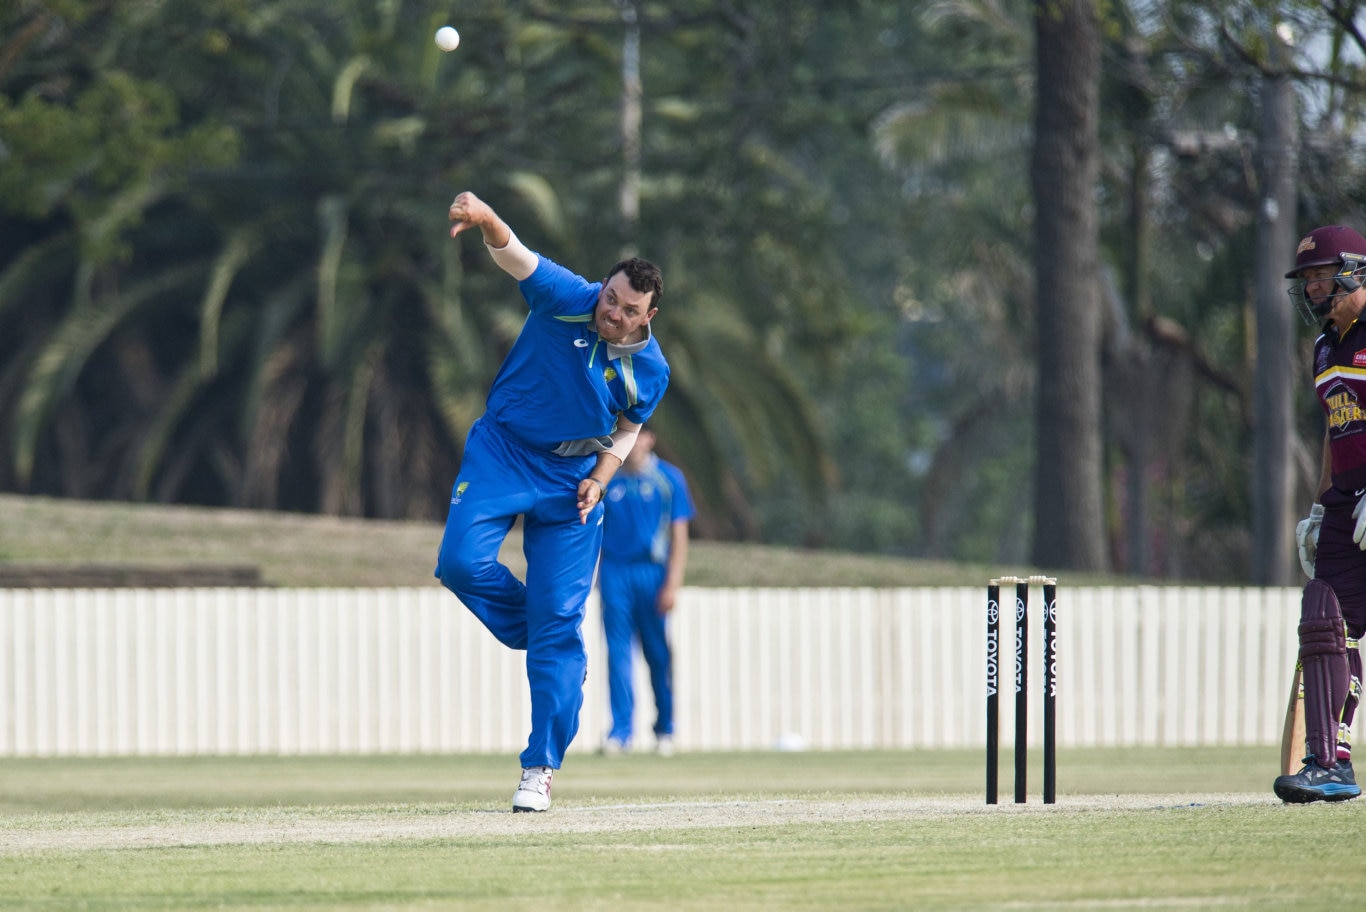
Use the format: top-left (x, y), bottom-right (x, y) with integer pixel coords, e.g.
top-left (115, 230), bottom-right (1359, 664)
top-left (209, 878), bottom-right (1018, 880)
top-left (1297, 503), bottom-right (1325, 578)
top-left (1353, 493), bottom-right (1366, 551)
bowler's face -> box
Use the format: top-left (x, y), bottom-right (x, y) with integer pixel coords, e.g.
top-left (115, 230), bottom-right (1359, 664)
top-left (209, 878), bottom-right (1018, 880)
top-left (595, 273), bottom-right (656, 345)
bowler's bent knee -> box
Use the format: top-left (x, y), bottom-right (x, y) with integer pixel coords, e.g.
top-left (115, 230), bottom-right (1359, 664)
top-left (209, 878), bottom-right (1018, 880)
top-left (436, 552), bottom-right (530, 649)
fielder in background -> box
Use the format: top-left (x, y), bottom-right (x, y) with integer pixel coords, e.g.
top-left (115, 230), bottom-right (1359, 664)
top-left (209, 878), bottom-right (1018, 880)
top-left (436, 191), bottom-right (669, 812)
top-left (597, 427), bottom-right (694, 757)
top-left (1279, 224), bottom-right (1366, 803)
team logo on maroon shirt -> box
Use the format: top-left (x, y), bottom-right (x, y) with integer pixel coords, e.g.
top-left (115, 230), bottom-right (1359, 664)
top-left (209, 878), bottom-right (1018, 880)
top-left (1326, 382), bottom-right (1366, 430)
top-left (1355, 350), bottom-right (1366, 367)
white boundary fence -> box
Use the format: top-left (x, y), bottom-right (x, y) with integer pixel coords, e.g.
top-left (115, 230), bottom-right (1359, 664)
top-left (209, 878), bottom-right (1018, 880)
top-left (0, 585), bottom-right (1337, 757)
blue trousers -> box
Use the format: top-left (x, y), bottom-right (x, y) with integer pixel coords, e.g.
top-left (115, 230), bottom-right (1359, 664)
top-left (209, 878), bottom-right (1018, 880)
top-left (435, 419), bottom-right (603, 769)
top-left (599, 560), bottom-right (673, 743)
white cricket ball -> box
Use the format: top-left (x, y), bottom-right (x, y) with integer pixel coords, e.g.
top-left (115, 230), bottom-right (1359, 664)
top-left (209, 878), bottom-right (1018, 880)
top-left (435, 26), bottom-right (460, 52)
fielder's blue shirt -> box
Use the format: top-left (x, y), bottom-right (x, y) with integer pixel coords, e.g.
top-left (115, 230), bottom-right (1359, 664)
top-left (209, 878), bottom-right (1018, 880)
top-left (602, 455), bottom-right (695, 565)
top-left (485, 256), bottom-right (669, 450)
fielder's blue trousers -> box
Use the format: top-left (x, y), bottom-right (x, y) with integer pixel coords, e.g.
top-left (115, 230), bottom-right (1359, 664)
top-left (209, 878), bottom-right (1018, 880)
top-left (599, 560), bottom-right (673, 745)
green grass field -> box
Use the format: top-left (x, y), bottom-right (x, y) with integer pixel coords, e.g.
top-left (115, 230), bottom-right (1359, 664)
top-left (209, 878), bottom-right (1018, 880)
top-left (1, 748), bottom-right (1361, 910)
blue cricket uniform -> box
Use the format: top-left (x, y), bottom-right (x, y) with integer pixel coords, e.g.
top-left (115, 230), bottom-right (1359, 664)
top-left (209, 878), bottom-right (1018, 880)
top-left (435, 254), bottom-right (669, 770)
top-left (599, 454), bottom-right (695, 745)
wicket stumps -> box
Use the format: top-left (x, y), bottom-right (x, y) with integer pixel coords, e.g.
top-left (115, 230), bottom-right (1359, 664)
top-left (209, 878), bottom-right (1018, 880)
top-left (985, 575), bottom-right (1057, 805)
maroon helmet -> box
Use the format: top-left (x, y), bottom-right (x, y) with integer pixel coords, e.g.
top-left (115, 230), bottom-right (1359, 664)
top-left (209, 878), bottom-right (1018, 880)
top-left (1286, 225), bottom-right (1366, 323)
top-left (1285, 225), bottom-right (1366, 278)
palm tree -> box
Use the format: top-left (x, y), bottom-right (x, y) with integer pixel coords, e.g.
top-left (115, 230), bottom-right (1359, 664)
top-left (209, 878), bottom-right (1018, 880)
top-left (0, 0), bottom-right (849, 540)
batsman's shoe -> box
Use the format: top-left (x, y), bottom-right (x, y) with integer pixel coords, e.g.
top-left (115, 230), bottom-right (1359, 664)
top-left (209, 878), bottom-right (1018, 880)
top-left (512, 766), bottom-right (553, 813)
top-left (1273, 758), bottom-right (1360, 803)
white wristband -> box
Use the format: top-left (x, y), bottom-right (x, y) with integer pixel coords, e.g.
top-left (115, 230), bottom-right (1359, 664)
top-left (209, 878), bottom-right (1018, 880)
top-left (486, 231), bottom-right (538, 281)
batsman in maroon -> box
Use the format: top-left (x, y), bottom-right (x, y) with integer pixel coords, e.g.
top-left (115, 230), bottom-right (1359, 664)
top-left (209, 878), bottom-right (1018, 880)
top-left (1278, 224), bottom-right (1366, 803)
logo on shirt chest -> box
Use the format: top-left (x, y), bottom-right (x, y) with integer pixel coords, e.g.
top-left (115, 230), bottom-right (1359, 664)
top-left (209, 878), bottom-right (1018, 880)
top-left (1354, 350), bottom-right (1366, 367)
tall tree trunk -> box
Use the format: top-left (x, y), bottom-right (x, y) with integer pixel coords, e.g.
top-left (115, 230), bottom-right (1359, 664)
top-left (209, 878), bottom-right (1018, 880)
top-left (618, 0), bottom-right (642, 258)
top-left (1031, 0), bottom-right (1105, 571)
top-left (1124, 145), bottom-right (1152, 575)
top-left (1251, 30), bottom-right (1299, 585)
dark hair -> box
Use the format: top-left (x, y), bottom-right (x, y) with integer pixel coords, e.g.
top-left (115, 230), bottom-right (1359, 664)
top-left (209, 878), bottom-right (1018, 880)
top-left (606, 257), bottom-right (663, 308)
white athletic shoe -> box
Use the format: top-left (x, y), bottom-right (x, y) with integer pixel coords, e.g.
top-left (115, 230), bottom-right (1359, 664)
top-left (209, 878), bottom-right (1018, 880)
top-left (512, 766), bottom-right (553, 813)
top-left (656, 735), bottom-right (675, 758)
top-left (600, 736), bottom-right (627, 756)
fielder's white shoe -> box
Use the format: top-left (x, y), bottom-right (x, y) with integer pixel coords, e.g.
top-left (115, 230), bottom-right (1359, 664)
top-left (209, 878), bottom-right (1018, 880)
top-left (655, 735), bottom-right (675, 758)
top-left (600, 736), bottom-right (627, 756)
top-left (512, 766), bottom-right (553, 812)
